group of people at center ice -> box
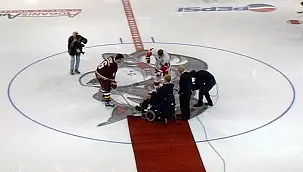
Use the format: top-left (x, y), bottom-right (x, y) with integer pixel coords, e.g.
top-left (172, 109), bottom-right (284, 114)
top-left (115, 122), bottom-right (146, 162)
top-left (68, 31), bottom-right (216, 120)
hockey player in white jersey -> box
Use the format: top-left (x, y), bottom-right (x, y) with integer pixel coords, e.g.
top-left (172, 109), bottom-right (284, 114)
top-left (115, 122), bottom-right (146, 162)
top-left (145, 48), bottom-right (171, 89)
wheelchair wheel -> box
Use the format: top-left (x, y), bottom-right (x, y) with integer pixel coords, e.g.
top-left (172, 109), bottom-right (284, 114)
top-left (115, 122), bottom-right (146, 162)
top-left (146, 109), bottom-right (156, 121)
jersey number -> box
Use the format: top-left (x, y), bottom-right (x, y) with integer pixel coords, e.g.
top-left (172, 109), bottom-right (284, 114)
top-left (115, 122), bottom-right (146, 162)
top-left (97, 58), bottom-right (113, 69)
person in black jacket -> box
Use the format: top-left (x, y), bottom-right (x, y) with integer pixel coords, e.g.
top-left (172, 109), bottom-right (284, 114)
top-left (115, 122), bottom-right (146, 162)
top-left (177, 65), bottom-right (192, 120)
top-left (135, 74), bottom-right (175, 113)
top-left (190, 69), bottom-right (216, 107)
top-left (68, 31), bottom-right (87, 75)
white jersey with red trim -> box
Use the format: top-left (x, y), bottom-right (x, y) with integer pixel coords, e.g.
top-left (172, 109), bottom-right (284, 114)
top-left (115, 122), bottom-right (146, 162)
top-left (146, 48), bottom-right (170, 71)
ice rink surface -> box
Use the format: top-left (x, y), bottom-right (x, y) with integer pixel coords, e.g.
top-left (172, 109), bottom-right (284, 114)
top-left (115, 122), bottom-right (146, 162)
top-left (1, 0), bottom-right (303, 171)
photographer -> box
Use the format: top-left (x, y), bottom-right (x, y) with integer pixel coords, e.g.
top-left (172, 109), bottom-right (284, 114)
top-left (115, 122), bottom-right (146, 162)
top-left (68, 31), bottom-right (87, 75)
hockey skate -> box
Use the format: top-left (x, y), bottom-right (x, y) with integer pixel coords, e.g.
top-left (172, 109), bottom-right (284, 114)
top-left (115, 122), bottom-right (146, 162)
top-left (105, 101), bottom-right (115, 107)
top-left (101, 97), bottom-right (107, 102)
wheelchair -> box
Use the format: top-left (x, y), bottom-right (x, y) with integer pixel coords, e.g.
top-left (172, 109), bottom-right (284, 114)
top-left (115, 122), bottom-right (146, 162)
top-left (142, 94), bottom-right (177, 124)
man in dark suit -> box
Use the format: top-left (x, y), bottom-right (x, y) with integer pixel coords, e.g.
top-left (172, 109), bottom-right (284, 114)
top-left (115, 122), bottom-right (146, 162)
top-left (135, 74), bottom-right (175, 112)
top-left (177, 65), bottom-right (192, 120)
top-left (190, 69), bottom-right (216, 107)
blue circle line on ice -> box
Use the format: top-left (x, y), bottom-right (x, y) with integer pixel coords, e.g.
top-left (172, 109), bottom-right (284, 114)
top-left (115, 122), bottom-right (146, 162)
top-left (7, 41), bottom-right (296, 144)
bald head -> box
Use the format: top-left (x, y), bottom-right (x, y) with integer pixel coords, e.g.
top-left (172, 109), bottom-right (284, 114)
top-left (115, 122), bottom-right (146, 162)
top-left (178, 65), bottom-right (185, 74)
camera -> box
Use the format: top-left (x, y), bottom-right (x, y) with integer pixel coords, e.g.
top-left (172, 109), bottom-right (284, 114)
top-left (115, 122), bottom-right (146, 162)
top-left (76, 35), bottom-right (88, 54)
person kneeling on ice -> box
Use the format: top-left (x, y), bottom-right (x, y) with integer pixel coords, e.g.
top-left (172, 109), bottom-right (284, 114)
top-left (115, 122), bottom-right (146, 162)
top-left (95, 53), bottom-right (124, 107)
top-left (135, 74), bottom-right (175, 118)
top-left (190, 69), bottom-right (216, 107)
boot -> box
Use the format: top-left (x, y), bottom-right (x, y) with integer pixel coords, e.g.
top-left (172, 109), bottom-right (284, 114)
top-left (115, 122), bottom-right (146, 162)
top-left (205, 102), bottom-right (213, 106)
top-left (193, 101), bottom-right (204, 107)
top-left (74, 69), bottom-right (80, 74)
top-left (204, 93), bottom-right (213, 106)
top-left (70, 70), bottom-right (74, 75)
top-left (135, 105), bottom-right (142, 112)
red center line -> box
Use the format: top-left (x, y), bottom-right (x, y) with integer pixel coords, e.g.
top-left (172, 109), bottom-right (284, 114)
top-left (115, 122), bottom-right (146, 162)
top-left (121, 1), bottom-right (207, 172)
top-left (121, 0), bottom-right (144, 51)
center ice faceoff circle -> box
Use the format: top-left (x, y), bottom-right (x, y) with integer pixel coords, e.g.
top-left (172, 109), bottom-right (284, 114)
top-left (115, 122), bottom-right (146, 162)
top-left (7, 42), bottom-right (295, 144)
top-left (79, 50), bottom-right (208, 127)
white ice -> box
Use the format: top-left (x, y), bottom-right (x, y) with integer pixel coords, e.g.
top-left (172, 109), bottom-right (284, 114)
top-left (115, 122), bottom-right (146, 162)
top-left (1, 0), bottom-right (303, 171)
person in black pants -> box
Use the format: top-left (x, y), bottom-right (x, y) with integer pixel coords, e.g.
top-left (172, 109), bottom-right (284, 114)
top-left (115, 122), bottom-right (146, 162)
top-left (190, 69), bottom-right (216, 107)
top-left (135, 74), bottom-right (175, 113)
top-left (177, 65), bottom-right (192, 120)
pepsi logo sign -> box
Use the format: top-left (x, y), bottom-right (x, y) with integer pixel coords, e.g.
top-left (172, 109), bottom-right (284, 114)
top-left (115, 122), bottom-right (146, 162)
top-left (178, 4), bottom-right (276, 13)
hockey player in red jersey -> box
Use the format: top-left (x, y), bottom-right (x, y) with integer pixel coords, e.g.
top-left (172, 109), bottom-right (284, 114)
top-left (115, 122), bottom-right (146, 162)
top-left (145, 48), bottom-right (171, 89)
top-left (95, 54), bottom-right (124, 107)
